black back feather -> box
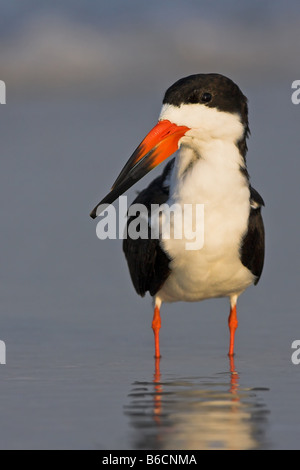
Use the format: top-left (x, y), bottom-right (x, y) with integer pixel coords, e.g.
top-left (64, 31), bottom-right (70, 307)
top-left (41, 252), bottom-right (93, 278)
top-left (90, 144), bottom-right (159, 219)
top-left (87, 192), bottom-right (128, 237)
top-left (123, 160), bottom-right (174, 297)
top-left (241, 186), bottom-right (265, 284)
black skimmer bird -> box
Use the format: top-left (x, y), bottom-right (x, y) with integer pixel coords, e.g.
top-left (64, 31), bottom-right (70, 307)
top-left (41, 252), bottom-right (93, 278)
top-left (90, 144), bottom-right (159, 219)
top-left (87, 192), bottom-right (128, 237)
top-left (90, 73), bottom-right (265, 358)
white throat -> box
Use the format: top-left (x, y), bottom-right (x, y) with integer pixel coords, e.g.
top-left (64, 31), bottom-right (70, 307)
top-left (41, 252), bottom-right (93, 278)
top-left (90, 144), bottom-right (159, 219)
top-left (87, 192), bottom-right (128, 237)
top-left (159, 103), bottom-right (245, 141)
top-left (171, 138), bottom-right (247, 203)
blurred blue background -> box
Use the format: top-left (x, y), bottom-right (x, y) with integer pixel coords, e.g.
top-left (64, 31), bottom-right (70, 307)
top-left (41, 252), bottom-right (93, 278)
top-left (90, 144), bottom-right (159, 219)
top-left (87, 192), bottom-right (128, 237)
top-left (1, 0), bottom-right (300, 94)
top-left (0, 0), bottom-right (299, 449)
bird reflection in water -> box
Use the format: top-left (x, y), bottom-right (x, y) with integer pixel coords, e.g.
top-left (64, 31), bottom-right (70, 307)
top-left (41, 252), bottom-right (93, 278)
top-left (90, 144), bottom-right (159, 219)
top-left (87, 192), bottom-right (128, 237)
top-left (125, 357), bottom-right (269, 450)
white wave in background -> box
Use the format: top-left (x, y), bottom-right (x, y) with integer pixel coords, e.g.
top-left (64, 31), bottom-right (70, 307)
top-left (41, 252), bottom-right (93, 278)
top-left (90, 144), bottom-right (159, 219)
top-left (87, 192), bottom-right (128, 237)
top-left (0, 6), bottom-right (299, 95)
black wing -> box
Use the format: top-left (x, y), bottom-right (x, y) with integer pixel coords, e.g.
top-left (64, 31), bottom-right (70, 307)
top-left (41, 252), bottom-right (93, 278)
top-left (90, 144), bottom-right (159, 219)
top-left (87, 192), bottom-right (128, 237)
top-left (123, 159), bottom-right (175, 297)
top-left (241, 186), bottom-right (265, 285)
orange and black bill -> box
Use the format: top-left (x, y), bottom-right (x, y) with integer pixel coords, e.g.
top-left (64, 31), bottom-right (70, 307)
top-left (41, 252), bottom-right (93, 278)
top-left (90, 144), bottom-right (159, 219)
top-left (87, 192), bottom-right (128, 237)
top-left (90, 120), bottom-right (190, 219)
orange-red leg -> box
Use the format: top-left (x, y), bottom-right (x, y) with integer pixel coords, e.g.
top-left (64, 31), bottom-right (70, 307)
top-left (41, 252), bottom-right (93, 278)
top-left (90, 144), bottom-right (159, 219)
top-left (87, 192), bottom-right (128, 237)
top-left (228, 303), bottom-right (238, 357)
top-left (152, 305), bottom-right (161, 358)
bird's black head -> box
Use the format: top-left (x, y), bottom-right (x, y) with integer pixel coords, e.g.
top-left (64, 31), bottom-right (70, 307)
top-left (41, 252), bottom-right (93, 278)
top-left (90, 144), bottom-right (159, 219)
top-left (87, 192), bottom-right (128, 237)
top-left (163, 73), bottom-right (249, 158)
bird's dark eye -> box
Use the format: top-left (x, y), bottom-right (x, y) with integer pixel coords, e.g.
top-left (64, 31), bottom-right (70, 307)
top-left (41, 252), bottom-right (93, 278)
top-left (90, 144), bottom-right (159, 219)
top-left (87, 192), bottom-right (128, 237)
top-left (200, 92), bottom-right (212, 103)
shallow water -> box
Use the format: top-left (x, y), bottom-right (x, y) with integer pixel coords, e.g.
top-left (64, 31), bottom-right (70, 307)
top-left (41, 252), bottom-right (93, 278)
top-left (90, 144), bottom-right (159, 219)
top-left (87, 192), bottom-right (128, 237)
top-left (0, 326), bottom-right (299, 450)
top-left (0, 88), bottom-right (299, 449)
top-left (126, 359), bottom-right (270, 450)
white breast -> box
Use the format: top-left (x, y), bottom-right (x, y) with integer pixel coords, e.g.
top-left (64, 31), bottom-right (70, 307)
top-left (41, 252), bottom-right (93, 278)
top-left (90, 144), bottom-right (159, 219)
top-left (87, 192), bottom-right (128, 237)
top-left (157, 138), bottom-right (255, 303)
